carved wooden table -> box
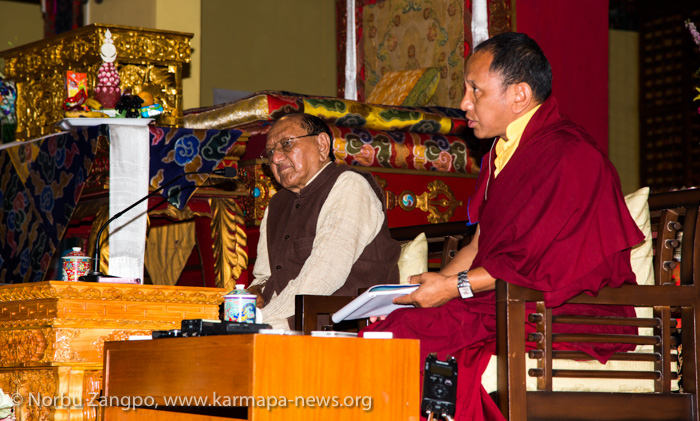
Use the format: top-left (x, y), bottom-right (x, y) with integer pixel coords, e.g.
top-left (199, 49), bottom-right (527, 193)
top-left (0, 281), bottom-right (225, 421)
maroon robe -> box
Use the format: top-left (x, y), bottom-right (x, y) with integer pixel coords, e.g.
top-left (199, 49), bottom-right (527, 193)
top-left (362, 96), bottom-right (644, 421)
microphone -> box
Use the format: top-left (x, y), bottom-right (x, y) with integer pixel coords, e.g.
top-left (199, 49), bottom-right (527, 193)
top-left (78, 167), bottom-right (237, 282)
top-left (211, 167), bottom-right (238, 178)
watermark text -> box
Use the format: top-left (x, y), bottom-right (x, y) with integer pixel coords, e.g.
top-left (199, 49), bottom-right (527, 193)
top-left (16, 392), bottom-right (373, 412)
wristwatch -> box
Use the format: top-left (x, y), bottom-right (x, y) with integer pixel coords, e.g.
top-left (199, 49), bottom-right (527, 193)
top-left (457, 270), bottom-right (474, 299)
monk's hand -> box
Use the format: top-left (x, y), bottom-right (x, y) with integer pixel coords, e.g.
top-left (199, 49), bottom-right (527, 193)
top-left (368, 315), bottom-right (388, 324)
top-left (393, 272), bottom-right (459, 308)
top-left (247, 284), bottom-right (266, 308)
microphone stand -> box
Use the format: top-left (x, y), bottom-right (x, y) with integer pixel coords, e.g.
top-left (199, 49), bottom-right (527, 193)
top-left (79, 167), bottom-right (237, 282)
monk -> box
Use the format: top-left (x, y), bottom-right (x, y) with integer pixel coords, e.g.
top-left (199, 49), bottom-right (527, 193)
top-left (362, 32), bottom-right (644, 420)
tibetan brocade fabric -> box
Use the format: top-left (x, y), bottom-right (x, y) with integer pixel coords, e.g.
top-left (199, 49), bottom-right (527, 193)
top-left (0, 127), bottom-right (100, 284)
top-left (148, 126), bottom-right (243, 209)
top-left (183, 90), bottom-right (478, 176)
top-left (362, 0), bottom-right (464, 108)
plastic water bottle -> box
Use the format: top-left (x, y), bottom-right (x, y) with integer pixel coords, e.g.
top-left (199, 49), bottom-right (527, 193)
top-left (223, 284), bottom-right (257, 323)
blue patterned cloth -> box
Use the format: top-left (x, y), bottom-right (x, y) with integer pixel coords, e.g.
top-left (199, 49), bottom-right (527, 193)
top-left (148, 126), bottom-right (242, 209)
top-left (0, 127), bottom-right (100, 283)
top-left (0, 125), bottom-right (242, 284)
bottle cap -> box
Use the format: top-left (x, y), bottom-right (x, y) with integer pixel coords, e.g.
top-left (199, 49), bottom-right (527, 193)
top-left (64, 247), bottom-right (89, 259)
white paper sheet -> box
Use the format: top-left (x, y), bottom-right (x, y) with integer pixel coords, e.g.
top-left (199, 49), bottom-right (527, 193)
top-left (331, 284), bottom-right (419, 323)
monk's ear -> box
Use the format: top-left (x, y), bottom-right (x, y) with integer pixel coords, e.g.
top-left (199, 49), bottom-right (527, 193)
top-left (316, 132), bottom-right (332, 161)
top-left (511, 82), bottom-right (533, 114)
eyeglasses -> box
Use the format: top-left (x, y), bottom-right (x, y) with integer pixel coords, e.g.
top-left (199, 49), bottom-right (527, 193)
top-left (260, 133), bottom-right (318, 160)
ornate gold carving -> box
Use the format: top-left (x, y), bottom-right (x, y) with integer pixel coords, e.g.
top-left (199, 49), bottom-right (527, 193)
top-left (372, 175), bottom-right (399, 210)
top-left (373, 175), bottom-right (387, 190)
top-left (385, 191), bottom-right (398, 210)
top-left (83, 370), bottom-right (103, 421)
top-left (0, 330), bottom-right (47, 365)
top-left (56, 285), bottom-right (81, 299)
top-left (0, 318), bottom-right (180, 331)
top-left (374, 177), bottom-right (462, 223)
top-left (53, 329), bottom-right (83, 363)
top-left (1, 24), bottom-right (192, 140)
top-left (0, 369), bottom-right (56, 421)
top-left (0, 282), bottom-right (224, 305)
top-left (0, 281), bottom-right (225, 421)
top-left (92, 330), bottom-right (151, 360)
top-left (210, 198), bottom-right (249, 292)
top-left (87, 204), bottom-right (110, 277)
top-left (148, 204), bottom-right (204, 221)
top-left (239, 160), bottom-right (279, 226)
top-left (0, 302), bottom-right (57, 325)
top-left (415, 180), bottom-right (463, 224)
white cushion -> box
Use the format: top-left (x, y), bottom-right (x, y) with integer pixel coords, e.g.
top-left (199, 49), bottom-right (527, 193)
top-left (626, 187), bottom-right (654, 287)
top-left (624, 187), bottom-right (655, 352)
top-left (397, 233), bottom-right (428, 284)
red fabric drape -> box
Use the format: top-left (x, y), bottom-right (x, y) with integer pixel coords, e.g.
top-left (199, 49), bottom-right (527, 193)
top-left (516, 0), bottom-right (609, 154)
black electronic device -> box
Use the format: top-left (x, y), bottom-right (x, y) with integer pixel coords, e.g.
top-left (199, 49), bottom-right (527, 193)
top-left (180, 319), bottom-right (271, 337)
top-left (151, 329), bottom-right (181, 339)
top-left (79, 167), bottom-right (237, 282)
top-left (421, 353), bottom-right (458, 421)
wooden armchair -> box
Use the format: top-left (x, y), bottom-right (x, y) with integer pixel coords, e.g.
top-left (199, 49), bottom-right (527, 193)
top-left (496, 189), bottom-right (700, 421)
top-left (294, 220), bottom-right (475, 334)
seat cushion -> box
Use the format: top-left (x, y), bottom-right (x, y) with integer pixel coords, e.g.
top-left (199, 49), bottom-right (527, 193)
top-left (397, 233), bottom-right (428, 284)
top-left (626, 187), bottom-right (654, 287)
top-left (481, 355), bottom-right (675, 393)
top-left (624, 187), bottom-right (655, 351)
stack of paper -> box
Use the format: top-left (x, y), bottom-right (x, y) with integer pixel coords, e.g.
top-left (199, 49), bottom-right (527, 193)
top-left (331, 284), bottom-right (419, 323)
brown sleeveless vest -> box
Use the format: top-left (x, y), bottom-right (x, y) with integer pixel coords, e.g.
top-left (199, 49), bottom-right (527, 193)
top-left (262, 164), bottom-right (400, 306)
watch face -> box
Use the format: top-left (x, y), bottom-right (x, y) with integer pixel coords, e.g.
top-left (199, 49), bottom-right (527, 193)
top-left (458, 285), bottom-right (474, 299)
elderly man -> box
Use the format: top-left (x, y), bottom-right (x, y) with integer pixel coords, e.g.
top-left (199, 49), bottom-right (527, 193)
top-left (248, 113), bottom-right (400, 330)
top-left (363, 32), bottom-right (643, 420)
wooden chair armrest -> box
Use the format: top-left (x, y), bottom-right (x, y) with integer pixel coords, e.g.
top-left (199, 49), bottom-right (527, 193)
top-left (294, 294), bottom-right (355, 334)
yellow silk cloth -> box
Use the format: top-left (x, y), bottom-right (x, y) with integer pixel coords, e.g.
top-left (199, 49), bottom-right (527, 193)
top-left (185, 94), bottom-right (269, 130)
top-left (366, 67), bottom-right (440, 107)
